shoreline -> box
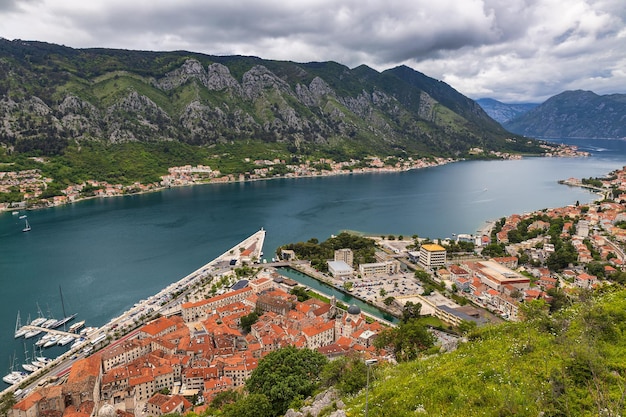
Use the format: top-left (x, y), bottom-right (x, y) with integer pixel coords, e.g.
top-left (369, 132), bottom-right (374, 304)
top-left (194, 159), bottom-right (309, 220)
top-left (1, 145), bottom-right (590, 215)
top-left (0, 157), bottom-right (457, 213)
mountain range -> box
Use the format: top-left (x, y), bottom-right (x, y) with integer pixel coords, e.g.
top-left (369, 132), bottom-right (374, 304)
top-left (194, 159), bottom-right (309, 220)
top-left (0, 39), bottom-right (542, 162)
top-left (477, 92), bottom-right (626, 140)
top-left (502, 90), bottom-right (626, 139)
top-left (475, 98), bottom-right (539, 124)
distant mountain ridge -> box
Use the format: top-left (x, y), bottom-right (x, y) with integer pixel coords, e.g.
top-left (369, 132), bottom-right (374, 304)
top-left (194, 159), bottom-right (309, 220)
top-left (503, 90), bottom-right (626, 139)
top-left (0, 39), bottom-right (542, 160)
top-left (476, 98), bottom-right (539, 124)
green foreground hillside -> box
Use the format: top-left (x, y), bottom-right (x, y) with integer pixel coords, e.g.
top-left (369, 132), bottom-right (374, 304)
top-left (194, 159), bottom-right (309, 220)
top-left (346, 288), bottom-right (626, 417)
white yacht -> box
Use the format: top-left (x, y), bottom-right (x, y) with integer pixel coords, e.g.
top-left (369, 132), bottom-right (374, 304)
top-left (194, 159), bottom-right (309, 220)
top-left (24, 329), bottom-right (42, 339)
top-left (31, 359), bottom-right (46, 368)
top-left (3, 371), bottom-right (26, 385)
top-left (43, 336), bottom-right (58, 348)
top-left (30, 317), bottom-right (47, 327)
top-left (35, 356), bottom-right (52, 365)
top-left (57, 335), bottom-right (75, 346)
top-left (80, 327), bottom-right (97, 336)
top-left (22, 218), bottom-right (31, 232)
top-left (41, 318), bottom-right (58, 328)
top-left (68, 320), bottom-right (85, 333)
top-left (3, 355), bottom-right (27, 385)
top-left (36, 333), bottom-right (53, 347)
top-left (70, 337), bottom-right (87, 349)
top-left (14, 312), bottom-right (29, 338)
top-left (31, 305), bottom-right (48, 327)
top-left (22, 363), bottom-right (38, 373)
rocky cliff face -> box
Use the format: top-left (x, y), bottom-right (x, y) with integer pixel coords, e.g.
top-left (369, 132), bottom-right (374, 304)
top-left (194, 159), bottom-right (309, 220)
top-left (0, 39), bottom-right (529, 157)
top-left (476, 98), bottom-right (538, 124)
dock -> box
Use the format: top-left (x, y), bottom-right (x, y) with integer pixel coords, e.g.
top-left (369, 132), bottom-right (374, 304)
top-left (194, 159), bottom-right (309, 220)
top-left (18, 326), bottom-right (77, 339)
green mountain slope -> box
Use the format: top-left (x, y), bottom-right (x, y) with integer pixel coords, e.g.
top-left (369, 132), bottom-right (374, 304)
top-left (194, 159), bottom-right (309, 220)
top-left (0, 38), bottom-right (543, 164)
top-left (504, 90), bottom-right (626, 139)
top-left (346, 288), bottom-right (626, 417)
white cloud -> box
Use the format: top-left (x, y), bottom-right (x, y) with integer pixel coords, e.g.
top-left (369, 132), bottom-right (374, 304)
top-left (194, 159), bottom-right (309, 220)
top-left (0, 0), bottom-right (625, 102)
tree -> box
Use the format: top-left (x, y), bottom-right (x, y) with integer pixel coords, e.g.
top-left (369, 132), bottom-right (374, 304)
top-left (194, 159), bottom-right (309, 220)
top-left (222, 393), bottom-right (273, 417)
top-left (457, 320), bottom-right (477, 335)
top-left (383, 296), bottom-right (395, 306)
top-left (246, 346), bottom-right (328, 416)
top-left (290, 286), bottom-right (310, 302)
top-left (401, 301), bottom-right (422, 322)
top-left (0, 393), bottom-right (16, 417)
top-left (240, 310), bottom-right (259, 333)
top-left (209, 389), bottom-right (240, 410)
top-left (414, 270), bottom-right (430, 281)
top-left (374, 319), bottom-right (435, 361)
top-left (320, 353), bottom-right (369, 394)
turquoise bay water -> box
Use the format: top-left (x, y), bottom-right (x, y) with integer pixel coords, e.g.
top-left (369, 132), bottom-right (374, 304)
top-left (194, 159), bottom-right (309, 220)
top-left (0, 138), bottom-right (624, 385)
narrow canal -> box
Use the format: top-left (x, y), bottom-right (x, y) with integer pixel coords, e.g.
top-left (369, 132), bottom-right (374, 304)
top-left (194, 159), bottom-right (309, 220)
top-left (276, 267), bottom-right (399, 324)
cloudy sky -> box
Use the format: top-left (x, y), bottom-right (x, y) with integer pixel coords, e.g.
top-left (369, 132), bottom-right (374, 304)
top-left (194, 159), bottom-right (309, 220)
top-left (1, 0), bottom-right (625, 103)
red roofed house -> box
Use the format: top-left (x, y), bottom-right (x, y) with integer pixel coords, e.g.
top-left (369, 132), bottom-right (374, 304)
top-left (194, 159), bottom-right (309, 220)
top-left (181, 287), bottom-right (253, 322)
top-left (146, 393), bottom-right (191, 416)
top-left (138, 316), bottom-right (178, 340)
top-left (575, 273), bottom-right (598, 289)
top-left (63, 354), bottom-right (102, 411)
top-left (302, 320), bottom-right (335, 349)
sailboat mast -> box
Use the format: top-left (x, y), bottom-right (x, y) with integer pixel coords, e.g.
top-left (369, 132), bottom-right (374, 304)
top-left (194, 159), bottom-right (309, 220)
top-left (59, 285), bottom-right (67, 319)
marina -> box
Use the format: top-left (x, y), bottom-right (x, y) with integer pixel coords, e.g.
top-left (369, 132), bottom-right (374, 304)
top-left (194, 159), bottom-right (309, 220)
top-left (1, 229), bottom-right (267, 393)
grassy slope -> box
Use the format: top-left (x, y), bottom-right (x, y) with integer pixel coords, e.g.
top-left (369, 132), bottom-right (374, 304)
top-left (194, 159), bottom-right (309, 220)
top-left (345, 288), bottom-right (626, 416)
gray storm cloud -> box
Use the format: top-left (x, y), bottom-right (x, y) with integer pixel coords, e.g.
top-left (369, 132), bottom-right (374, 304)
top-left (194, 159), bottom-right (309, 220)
top-left (0, 0), bottom-right (625, 102)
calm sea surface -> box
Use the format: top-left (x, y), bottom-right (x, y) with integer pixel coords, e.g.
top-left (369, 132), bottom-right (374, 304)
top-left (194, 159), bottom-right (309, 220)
top-left (1, 138), bottom-right (624, 384)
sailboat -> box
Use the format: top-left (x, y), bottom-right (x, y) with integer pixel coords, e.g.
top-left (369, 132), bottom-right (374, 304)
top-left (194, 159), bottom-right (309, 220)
top-left (14, 311), bottom-right (29, 338)
top-left (22, 344), bottom-right (38, 373)
top-left (31, 304), bottom-right (48, 327)
top-left (22, 218), bottom-right (31, 232)
top-left (50, 286), bottom-right (77, 329)
top-left (3, 354), bottom-right (27, 385)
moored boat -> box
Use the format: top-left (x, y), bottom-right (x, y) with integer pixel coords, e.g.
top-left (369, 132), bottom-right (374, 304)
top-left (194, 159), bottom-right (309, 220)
top-left (35, 356), bottom-right (51, 365)
top-left (31, 359), bottom-right (46, 368)
top-left (14, 312), bottom-right (29, 338)
top-left (22, 363), bottom-right (38, 373)
top-left (24, 329), bottom-right (42, 339)
top-left (41, 318), bottom-right (58, 328)
top-left (2, 371), bottom-right (26, 385)
top-left (36, 333), bottom-right (53, 347)
top-left (57, 335), bottom-right (75, 346)
top-left (68, 320), bottom-right (85, 333)
top-left (3, 355), bottom-right (27, 385)
top-left (70, 337), bottom-right (87, 349)
top-left (50, 313), bottom-right (77, 329)
top-left (80, 327), bottom-right (97, 336)
top-left (43, 336), bottom-right (58, 348)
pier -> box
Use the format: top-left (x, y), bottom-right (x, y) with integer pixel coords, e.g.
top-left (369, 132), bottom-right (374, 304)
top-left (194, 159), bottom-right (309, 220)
top-left (19, 326), bottom-right (77, 339)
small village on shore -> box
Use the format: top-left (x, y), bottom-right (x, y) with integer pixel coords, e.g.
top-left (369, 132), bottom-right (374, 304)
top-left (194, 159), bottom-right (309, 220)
top-left (0, 142), bottom-right (586, 213)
